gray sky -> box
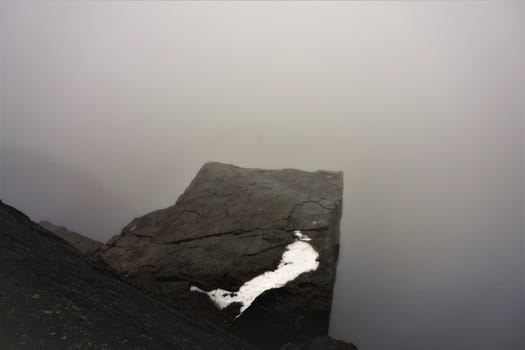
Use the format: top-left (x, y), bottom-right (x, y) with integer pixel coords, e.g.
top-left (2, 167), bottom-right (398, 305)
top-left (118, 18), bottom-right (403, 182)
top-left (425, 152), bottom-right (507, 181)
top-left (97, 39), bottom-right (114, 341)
top-left (1, 1), bottom-right (524, 349)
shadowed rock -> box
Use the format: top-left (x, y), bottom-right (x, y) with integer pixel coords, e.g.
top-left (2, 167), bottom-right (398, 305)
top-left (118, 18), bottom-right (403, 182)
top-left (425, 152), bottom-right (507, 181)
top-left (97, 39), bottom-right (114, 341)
top-left (0, 200), bottom-right (253, 350)
top-left (285, 336), bottom-right (358, 350)
top-left (38, 220), bottom-right (103, 256)
top-left (100, 162), bottom-right (344, 348)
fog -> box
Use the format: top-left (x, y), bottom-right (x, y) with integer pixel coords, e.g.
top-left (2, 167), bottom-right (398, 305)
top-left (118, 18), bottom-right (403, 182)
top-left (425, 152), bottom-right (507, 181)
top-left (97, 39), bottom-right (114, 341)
top-left (0, 1), bottom-right (523, 349)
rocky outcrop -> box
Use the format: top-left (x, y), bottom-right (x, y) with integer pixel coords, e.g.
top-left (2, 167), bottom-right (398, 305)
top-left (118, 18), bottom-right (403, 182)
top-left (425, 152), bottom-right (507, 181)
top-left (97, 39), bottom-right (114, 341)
top-left (0, 200), bottom-right (253, 350)
top-left (100, 162), bottom-right (344, 348)
top-left (38, 220), bottom-right (103, 256)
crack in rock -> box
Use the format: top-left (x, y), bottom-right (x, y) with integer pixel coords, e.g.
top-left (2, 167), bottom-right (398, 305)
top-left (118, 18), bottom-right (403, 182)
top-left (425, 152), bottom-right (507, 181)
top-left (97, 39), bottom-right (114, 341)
top-left (153, 227), bottom-right (295, 246)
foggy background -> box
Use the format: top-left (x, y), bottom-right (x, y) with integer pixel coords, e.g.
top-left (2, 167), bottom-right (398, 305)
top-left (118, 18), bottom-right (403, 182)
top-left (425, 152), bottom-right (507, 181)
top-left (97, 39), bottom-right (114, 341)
top-left (0, 1), bottom-right (524, 349)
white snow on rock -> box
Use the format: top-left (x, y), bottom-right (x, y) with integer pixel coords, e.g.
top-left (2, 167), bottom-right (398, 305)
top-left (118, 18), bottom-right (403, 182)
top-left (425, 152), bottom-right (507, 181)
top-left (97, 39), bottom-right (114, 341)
top-left (190, 230), bottom-right (319, 317)
top-left (293, 230), bottom-right (312, 241)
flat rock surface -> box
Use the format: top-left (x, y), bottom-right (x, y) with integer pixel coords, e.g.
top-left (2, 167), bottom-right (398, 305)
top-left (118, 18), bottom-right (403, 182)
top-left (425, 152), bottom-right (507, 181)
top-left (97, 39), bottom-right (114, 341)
top-left (38, 220), bottom-right (103, 256)
top-left (0, 200), bottom-right (253, 350)
top-left (100, 162), bottom-right (344, 348)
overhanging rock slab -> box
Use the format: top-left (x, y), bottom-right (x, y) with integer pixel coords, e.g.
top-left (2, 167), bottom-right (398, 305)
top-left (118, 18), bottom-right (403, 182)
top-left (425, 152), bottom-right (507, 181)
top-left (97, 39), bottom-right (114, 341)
top-left (100, 162), bottom-right (344, 348)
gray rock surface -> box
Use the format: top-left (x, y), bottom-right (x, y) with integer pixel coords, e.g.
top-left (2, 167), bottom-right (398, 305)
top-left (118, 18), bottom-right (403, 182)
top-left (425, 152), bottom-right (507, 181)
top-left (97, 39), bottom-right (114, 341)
top-left (100, 162), bottom-right (344, 348)
top-left (38, 220), bottom-right (103, 256)
top-left (0, 200), bottom-right (253, 350)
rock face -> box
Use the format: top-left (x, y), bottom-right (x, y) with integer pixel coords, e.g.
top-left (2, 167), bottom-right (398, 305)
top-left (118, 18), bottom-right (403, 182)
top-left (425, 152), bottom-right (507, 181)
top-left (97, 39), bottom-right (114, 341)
top-left (100, 162), bottom-right (344, 348)
top-left (0, 200), bottom-right (253, 350)
top-left (38, 220), bottom-right (103, 256)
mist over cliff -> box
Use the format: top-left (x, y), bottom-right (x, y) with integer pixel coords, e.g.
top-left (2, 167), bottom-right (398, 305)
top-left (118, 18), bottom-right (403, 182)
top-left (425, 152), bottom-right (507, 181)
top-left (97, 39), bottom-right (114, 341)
top-left (1, 1), bottom-right (524, 349)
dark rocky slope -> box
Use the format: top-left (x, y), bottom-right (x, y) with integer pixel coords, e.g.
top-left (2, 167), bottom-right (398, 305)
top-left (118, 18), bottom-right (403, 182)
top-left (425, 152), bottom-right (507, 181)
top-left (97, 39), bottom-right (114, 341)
top-left (100, 162), bottom-right (344, 348)
top-left (0, 200), bottom-right (253, 350)
top-left (38, 220), bottom-right (103, 256)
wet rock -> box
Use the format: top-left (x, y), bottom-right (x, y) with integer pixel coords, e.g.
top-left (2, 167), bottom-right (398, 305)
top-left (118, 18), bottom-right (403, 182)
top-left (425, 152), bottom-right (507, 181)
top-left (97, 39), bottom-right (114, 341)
top-left (100, 161), bottom-right (344, 348)
top-left (38, 220), bottom-right (103, 256)
top-left (0, 200), bottom-right (253, 350)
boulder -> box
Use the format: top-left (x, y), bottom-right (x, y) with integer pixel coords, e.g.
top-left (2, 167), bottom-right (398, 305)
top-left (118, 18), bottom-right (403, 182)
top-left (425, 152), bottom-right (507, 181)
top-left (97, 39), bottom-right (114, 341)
top-left (100, 162), bottom-right (344, 348)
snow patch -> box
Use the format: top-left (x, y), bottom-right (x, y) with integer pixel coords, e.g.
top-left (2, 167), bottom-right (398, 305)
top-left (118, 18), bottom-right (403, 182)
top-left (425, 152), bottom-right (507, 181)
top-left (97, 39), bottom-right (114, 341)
top-left (294, 229), bottom-right (312, 241)
top-left (190, 230), bottom-right (319, 317)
